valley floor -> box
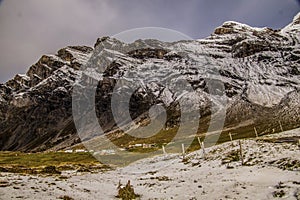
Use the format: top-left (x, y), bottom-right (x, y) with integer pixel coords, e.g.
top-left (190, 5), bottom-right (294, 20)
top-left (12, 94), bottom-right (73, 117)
top-left (0, 128), bottom-right (300, 200)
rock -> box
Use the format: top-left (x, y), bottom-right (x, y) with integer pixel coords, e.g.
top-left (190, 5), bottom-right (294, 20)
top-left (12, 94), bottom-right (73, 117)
top-left (232, 39), bottom-right (271, 58)
top-left (214, 27), bottom-right (236, 35)
top-left (11, 92), bottom-right (35, 108)
top-left (127, 48), bottom-right (169, 59)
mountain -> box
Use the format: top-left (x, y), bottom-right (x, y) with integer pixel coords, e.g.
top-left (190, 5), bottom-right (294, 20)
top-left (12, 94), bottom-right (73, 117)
top-left (0, 13), bottom-right (299, 152)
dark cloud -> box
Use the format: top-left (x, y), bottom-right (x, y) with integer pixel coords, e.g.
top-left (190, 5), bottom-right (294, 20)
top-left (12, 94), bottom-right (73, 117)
top-left (0, 0), bottom-right (299, 82)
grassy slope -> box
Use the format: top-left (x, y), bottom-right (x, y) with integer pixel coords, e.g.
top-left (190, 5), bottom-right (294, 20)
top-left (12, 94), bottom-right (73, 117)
top-left (0, 151), bottom-right (106, 174)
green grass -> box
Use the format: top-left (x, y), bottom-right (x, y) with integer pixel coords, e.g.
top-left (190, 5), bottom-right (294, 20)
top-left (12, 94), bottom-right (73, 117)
top-left (111, 126), bottom-right (179, 148)
top-left (0, 151), bottom-right (99, 168)
top-left (0, 151), bottom-right (108, 174)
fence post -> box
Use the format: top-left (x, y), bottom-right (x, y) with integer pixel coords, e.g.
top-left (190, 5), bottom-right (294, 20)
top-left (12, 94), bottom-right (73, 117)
top-left (229, 132), bottom-right (233, 141)
top-left (162, 145), bottom-right (166, 154)
top-left (182, 144), bottom-right (185, 159)
top-left (201, 142), bottom-right (206, 159)
top-left (254, 127), bottom-right (258, 138)
top-left (279, 121), bottom-right (283, 132)
top-left (239, 140), bottom-right (244, 165)
top-left (197, 137), bottom-right (201, 148)
top-left (197, 137), bottom-right (202, 158)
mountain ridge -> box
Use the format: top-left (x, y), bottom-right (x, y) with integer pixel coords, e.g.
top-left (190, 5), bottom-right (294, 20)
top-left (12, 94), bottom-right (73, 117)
top-left (0, 13), bottom-right (299, 152)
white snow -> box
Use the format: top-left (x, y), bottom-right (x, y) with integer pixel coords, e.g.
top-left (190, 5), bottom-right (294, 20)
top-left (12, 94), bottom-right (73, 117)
top-left (1, 128), bottom-right (299, 199)
top-left (247, 84), bottom-right (293, 107)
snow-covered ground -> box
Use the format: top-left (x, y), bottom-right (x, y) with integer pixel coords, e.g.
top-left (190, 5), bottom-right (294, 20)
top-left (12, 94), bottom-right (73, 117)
top-left (1, 128), bottom-right (299, 200)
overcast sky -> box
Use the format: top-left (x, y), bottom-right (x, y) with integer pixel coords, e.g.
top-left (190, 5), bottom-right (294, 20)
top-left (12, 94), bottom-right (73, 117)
top-left (0, 0), bottom-right (299, 83)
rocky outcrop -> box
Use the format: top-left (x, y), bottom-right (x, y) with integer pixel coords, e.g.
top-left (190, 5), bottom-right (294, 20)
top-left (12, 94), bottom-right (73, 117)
top-left (0, 13), bottom-right (299, 152)
top-left (0, 46), bottom-right (92, 151)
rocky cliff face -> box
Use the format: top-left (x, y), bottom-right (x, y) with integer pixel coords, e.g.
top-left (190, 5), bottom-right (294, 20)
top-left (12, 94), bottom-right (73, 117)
top-left (0, 13), bottom-right (299, 152)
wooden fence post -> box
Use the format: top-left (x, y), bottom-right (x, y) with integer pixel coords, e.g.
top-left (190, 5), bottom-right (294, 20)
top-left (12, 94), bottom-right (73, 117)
top-left (182, 144), bottom-right (185, 159)
top-left (162, 145), bottom-right (166, 154)
top-left (239, 140), bottom-right (244, 165)
top-left (279, 121), bottom-right (283, 132)
top-left (197, 137), bottom-right (201, 148)
top-left (254, 127), bottom-right (258, 138)
top-left (201, 142), bottom-right (206, 159)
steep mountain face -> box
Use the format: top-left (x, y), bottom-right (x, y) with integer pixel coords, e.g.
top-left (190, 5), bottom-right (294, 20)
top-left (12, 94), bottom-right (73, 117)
top-left (0, 13), bottom-right (299, 152)
top-left (0, 46), bottom-right (93, 151)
